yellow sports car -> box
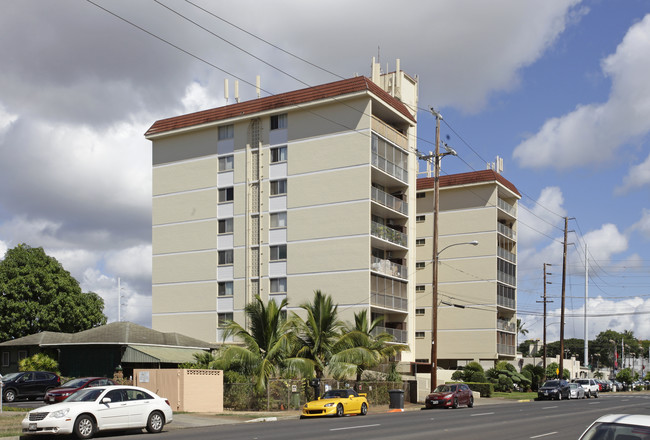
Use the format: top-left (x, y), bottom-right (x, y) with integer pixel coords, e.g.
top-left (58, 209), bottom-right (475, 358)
top-left (301, 388), bottom-right (369, 418)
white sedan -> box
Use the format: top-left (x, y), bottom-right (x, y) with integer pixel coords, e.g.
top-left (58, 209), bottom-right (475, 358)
top-left (21, 385), bottom-right (173, 439)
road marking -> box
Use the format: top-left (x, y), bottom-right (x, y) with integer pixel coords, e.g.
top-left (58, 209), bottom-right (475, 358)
top-left (530, 432), bottom-right (558, 438)
top-left (470, 412), bottom-right (495, 417)
top-left (330, 424), bottom-right (381, 431)
top-left (542, 406), bottom-right (558, 409)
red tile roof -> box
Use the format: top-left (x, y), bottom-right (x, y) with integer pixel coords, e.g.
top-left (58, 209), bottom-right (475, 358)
top-left (417, 170), bottom-right (521, 197)
top-left (145, 76), bottom-right (415, 137)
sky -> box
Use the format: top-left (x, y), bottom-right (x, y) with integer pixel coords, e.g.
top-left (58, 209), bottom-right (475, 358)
top-left (1, 0), bottom-right (649, 346)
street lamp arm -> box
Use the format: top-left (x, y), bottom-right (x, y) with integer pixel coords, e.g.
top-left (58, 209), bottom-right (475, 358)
top-left (437, 241), bottom-right (479, 257)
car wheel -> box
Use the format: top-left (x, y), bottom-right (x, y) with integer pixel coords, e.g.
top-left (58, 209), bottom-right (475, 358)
top-left (3, 389), bottom-right (16, 403)
top-left (556, 392), bottom-right (562, 401)
top-left (594, 391), bottom-right (599, 398)
top-left (336, 404), bottom-right (344, 417)
top-left (585, 391), bottom-right (590, 398)
top-left (74, 414), bottom-right (96, 440)
top-left (146, 411), bottom-right (165, 433)
top-left (452, 398), bottom-right (459, 409)
top-left (360, 403), bottom-right (368, 415)
top-left (468, 396), bottom-right (474, 408)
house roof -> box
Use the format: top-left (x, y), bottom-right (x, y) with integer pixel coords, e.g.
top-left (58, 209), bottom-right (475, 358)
top-left (145, 76), bottom-right (415, 137)
top-left (122, 345), bottom-right (206, 364)
top-left (417, 170), bottom-right (521, 197)
top-left (0, 322), bottom-right (212, 350)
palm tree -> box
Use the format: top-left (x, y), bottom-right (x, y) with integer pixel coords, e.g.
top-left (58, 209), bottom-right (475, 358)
top-left (333, 310), bottom-right (407, 383)
top-left (291, 290), bottom-right (347, 378)
top-left (516, 319), bottom-right (529, 346)
top-left (216, 295), bottom-right (312, 392)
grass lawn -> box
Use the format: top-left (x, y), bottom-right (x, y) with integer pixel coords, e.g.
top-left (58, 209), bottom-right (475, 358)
top-left (0, 408), bottom-right (26, 438)
top-left (491, 391), bottom-right (537, 400)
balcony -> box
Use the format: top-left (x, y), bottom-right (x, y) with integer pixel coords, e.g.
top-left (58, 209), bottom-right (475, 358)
top-left (497, 319), bottom-right (516, 333)
top-left (497, 344), bottom-right (516, 356)
top-left (371, 221), bottom-right (407, 247)
top-left (371, 291), bottom-right (407, 312)
top-left (371, 325), bottom-right (408, 344)
top-left (371, 256), bottom-right (407, 280)
top-left (497, 223), bottom-right (514, 239)
top-left (497, 294), bottom-right (516, 310)
top-left (498, 198), bottom-right (517, 217)
top-left (371, 186), bottom-right (408, 216)
top-left (498, 247), bottom-right (517, 263)
top-left (372, 153), bottom-right (408, 184)
top-left (371, 116), bottom-right (408, 150)
top-left (497, 270), bottom-right (516, 287)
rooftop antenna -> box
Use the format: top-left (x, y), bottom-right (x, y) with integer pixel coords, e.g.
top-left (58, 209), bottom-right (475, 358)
top-left (256, 75), bottom-right (261, 98)
top-left (235, 80), bottom-right (240, 103)
top-left (224, 78), bottom-right (229, 103)
top-left (487, 155), bottom-right (504, 174)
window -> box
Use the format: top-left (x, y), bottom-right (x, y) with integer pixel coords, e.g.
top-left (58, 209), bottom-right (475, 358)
top-left (218, 250), bottom-right (233, 265)
top-left (270, 179), bottom-right (287, 196)
top-left (415, 332), bottom-right (425, 338)
top-left (270, 245), bottom-right (287, 261)
top-left (218, 218), bottom-right (233, 234)
top-left (219, 155), bottom-right (234, 171)
top-left (416, 215), bottom-right (425, 222)
top-left (270, 278), bottom-right (287, 293)
top-left (270, 146), bottom-right (287, 163)
top-left (218, 281), bottom-right (233, 296)
top-left (415, 308), bottom-right (425, 316)
top-left (270, 212), bottom-right (287, 228)
top-left (270, 114), bottom-right (287, 130)
top-left (219, 187), bottom-right (234, 202)
top-left (1, 352), bottom-right (8, 367)
top-left (416, 262), bottom-right (426, 269)
top-left (218, 124), bottom-right (234, 140)
top-left (218, 312), bottom-right (233, 327)
top-left (416, 238), bottom-right (425, 246)
top-left (416, 285), bottom-right (425, 293)
top-left (416, 193), bottom-right (425, 199)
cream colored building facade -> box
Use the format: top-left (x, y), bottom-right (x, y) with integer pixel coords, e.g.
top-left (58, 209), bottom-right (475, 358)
top-left (145, 60), bottom-right (418, 365)
top-left (414, 170), bottom-right (520, 369)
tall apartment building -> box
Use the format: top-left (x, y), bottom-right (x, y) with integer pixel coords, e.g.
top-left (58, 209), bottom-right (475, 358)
top-left (414, 170), bottom-right (520, 369)
top-left (144, 59), bottom-right (418, 365)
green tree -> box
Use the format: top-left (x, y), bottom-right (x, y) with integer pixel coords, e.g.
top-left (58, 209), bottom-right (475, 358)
top-left (522, 364), bottom-right (544, 391)
top-left (0, 244), bottom-right (107, 341)
top-left (216, 295), bottom-right (312, 393)
top-left (545, 362), bottom-right (570, 380)
top-left (333, 310), bottom-right (407, 383)
top-left (616, 368), bottom-right (634, 386)
top-left (19, 353), bottom-right (59, 375)
top-left (291, 290), bottom-right (346, 379)
top-left (451, 362), bottom-right (486, 383)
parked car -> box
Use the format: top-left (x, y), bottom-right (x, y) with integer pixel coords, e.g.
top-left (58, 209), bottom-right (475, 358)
top-left (537, 380), bottom-right (570, 400)
top-left (569, 382), bottom-right (586, 399)
top-left (21, 385), bottom-right (172, 439)
top-left (1, 371), bottom-right (61, 402)
top-left (574, 378), bottom-right (599, 398)
top-left (424, 383), bottom-right (474, 409)
top-left (579, 414), bottom-right (650, 439)
top-left (44, 377), bottom-right (116, 404)
top-left (301, 388), bottom-right (369, 418)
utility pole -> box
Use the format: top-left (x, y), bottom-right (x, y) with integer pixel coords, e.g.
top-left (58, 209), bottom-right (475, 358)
top-left (559, 217), bottom-right (569, 379)
top-left (538, 263), bottom-right (553, 378)
top-left (584, 243), bottom-right (589, 368)
top-left (430, 108), bottom-right (442, 392)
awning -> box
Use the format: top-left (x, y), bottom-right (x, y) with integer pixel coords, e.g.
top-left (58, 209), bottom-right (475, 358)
top-left (121, 345), bottom-right (207, 364)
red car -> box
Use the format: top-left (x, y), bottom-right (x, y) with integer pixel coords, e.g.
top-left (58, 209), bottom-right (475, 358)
top-left (44, 377), bottom-right (116, 403)
top-left (425, 383), bottom-right (474, 409)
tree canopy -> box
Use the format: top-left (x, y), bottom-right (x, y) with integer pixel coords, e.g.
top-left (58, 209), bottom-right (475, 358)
top-left (0, 244), bottom-right (107, 341)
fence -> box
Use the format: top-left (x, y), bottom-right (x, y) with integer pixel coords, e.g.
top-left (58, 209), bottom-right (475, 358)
top-left (224, 379), bottom-right (410, 411)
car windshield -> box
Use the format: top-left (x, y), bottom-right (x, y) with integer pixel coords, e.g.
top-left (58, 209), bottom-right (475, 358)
top-left (66, 388), bottom-right (105, 402)
top-left (60, 378), bottom-right (90, 388)
top-left (433, 385), bottom-right (457, 393)
top-left (542, 381), bottom-right (560, 387)
top-left (323, 390), bottom-right (349, 399)
top-left (581, 422), bottom-right (650, 440)
top-left (1, 373), bottom-right (21, 381)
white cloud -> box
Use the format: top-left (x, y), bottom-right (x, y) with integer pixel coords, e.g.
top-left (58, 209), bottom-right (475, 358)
top-left (0, 240), bottom-right (7, 260)
top-left (582, 223), bottom-right (628, 262)
top-left (616, 152), bottom-right (650, 194)
top-left (105, 245), bottom-right (152, 283)
top-left (513, 14), bottom-right (650, 169)
top-left (518, 186), bottom-right (566, 247)
top-left (631, 209), bottom-right (650, 240)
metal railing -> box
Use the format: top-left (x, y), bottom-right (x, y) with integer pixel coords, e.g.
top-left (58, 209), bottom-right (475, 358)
top-left (497, 270), bottom-right (516, 287)
top-left (371, 257), bottom-right (407, 280)
top-left (497, 319), bottom-right (516, 333)
top-left (497, 294), bottom-right (516, 309)
top-left (371, 292), bottom-right (408, 312)
top-left (497, 198), bottom-right (517, 216)
top-left (371, 187), bottom-right (408, 215)
top-left (371, 221), bottom-right (407, 247)
top-left (371, 326), bottom-right (408, 344)
top-left (371, 153), bottom-right (408, 183)
top-left (497, 344), bottom-right (516, 356)
top-left (497, 223), bottom-right (514, 239)
top-left (498, 247), bottom-right (517, 263)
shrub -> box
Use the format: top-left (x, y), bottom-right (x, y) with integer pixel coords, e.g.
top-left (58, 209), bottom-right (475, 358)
top-left (18, 353), bottom-right (59, 375)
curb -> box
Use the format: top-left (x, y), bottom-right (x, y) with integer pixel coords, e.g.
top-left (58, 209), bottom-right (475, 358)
top-left (245, 417), bottom-right (278, 423)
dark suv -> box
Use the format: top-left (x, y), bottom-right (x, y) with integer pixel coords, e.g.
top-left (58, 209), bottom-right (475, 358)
top-left (537, 379), bottom-right (570, 400)
top-left (1, 371), bottom-right (60, 402)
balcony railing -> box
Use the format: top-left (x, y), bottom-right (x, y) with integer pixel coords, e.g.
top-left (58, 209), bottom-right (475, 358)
top-left (497, 223), bottom-right (514, 239)
top-left (497, 270), bottom-right (516, 287)
top-left (497, 320), bottom-right (516, 333)
top-left (371, 221), bottom-right (408, 247)
top-left (371, 257), bottom-right (408, 280)
top-left (497, 343), bottom-right (516, 356)
top-left (498, 198), bottom-right (517, 216)
top-left (371, 116), bottom-right (408, 149)
top-left (372, 153), bottom-right (408, 183)
top-left (371, 187), bottom-right (408, 215)
top-left (371, 325), bottom-right (408, 344)
top-left (498, 247), bottom-right (517, 263)
top-left (371, 292), bottom-right (407, 312)
top-left (497, 294), bottom-right (516, 310)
